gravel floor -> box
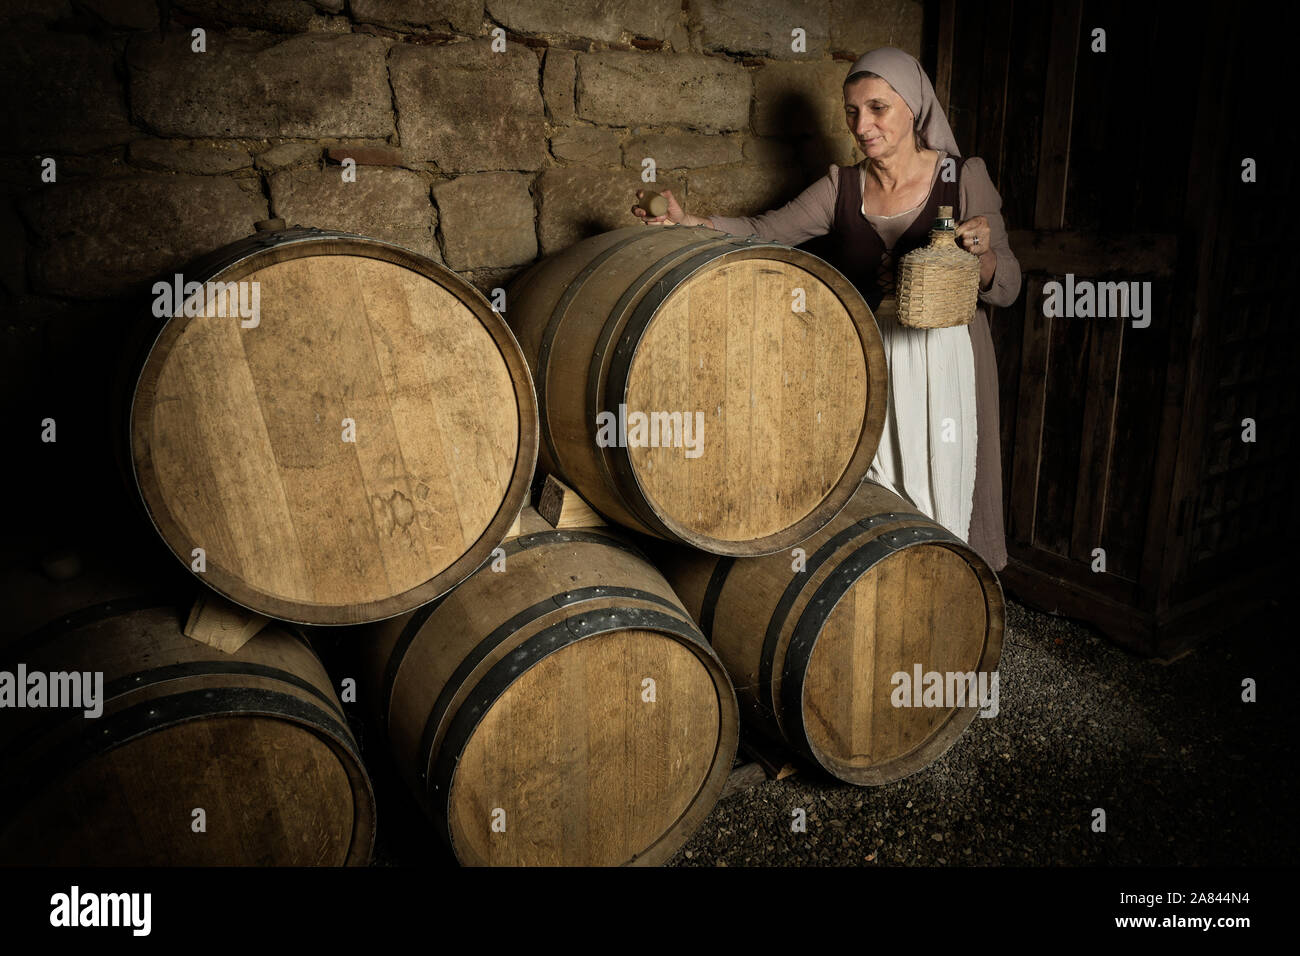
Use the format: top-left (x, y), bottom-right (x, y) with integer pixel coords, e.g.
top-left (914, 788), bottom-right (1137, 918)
top-left (666, 597), bottom-right (1297, 867)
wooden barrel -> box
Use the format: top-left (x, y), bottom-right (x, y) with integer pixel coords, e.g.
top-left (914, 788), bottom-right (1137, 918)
top-left (126, 226), bottom-right (538, 624)
top-left (661, 480), bottom-right (1004, 785)
top-left (0, 598), bottom-right (375, 865)
top-left (359, 509), bottom-right (739, 866)
top-left (506, 225), bottom-right (887, 556)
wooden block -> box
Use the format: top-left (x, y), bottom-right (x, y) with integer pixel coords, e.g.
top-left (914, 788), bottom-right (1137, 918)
top-left (719, 761), bottom-right (768, 801)
top-left (739, 733), bottom-right (800, 781)
top-left (503, 505), bottom-right (551, 541)
top-left (537, 474), bottom-right (605, 529)
top-left (183, 590), bottom-right (270, 654)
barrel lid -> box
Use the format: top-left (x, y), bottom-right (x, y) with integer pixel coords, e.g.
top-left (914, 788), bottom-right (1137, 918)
top-left (129, 233), bottom-right (538, 625)
top-left (443, 627), bottom-right (728, 866)
top-left (614, 241), bottom-right (884, 555)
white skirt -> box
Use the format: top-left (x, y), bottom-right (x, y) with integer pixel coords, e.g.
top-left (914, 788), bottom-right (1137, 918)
top-left (865, 304), bottom-right (977, 541)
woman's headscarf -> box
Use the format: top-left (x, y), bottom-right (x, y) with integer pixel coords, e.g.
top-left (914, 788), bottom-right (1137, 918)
top-left (846, 47), bottom-right (961, 157)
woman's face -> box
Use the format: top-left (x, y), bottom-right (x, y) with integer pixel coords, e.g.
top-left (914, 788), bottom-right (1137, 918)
top-left (843, 75), bottom-right (916, 160)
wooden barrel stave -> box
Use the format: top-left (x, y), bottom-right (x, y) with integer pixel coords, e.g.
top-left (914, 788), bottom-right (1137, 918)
top-left (360, 510), bottom-right (740, 866)
top-left (661, 480), bottom-right (1005, 785)
top-left (0, 600), bottom-right (375, 865)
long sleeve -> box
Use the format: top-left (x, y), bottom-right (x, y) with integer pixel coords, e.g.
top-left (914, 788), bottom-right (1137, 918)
top-left (959, 157), bottom-right (1021, 308)
top-left (707, 165), bottom-right (840, 246)
top-left (958, 157), bottom-right (1013, 571)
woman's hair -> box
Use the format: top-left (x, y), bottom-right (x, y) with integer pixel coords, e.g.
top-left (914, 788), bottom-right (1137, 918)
top-left (843, 69), bottom-right (926, 150)
top-left (845, 69), bottom-right (881, 85)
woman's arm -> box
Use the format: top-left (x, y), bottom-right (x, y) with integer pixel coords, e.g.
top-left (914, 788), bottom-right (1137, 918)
top-left (958, 158), bottom-right (1022, 309)
top-left (694, 166), bottom-right (840, 247)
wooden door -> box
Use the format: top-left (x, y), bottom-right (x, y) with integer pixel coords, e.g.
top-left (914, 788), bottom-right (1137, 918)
top-left (927, 0), bottom-right (1209, 645)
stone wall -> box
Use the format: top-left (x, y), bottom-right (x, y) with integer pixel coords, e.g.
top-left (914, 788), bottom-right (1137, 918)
top-left (2, 0), bottom-right (921, 537)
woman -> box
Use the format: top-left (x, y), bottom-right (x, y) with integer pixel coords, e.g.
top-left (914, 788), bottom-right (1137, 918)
top-left (632, 47), bottom-right (1020, 572)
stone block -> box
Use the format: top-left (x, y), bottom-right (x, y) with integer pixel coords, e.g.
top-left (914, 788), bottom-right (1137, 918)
top-left (432, 171), bottom-right (535, 270)
top-left (326, 146), bottom-right (407, 166)
top-left (745, 133), bottom-right (855, 174)
top-left (575, 51), bottom-right (750, 132)
top-left (550, 126), bottom-right (622, 165)
top-left (686, 163), bottom-right (805, 221)
top-left (623, 131), bottom-right (742, 171)
top-left (269, 166), bottom-right (438, 258)
top-left (542, 48), bottom-right (576, 123)
top-left (391, 40), bottom-right (546, 172)
top-left (22, 174), bottom-right (268, 298)
top-left (254, 144), bottom-right (322, 169)
top-left (537, 166), bottom-right (673, 255)
top-left (689, 0), bottom-right (830, 58)
top-left (129, 139), bottom-right (253, 174)
top-left (350, 0), bottom-right (483, 32)
top-left (307, 14), bottom-right (353, 32)
top-left (830, 0), bottom-right (923, 58)
top-left (484, 0), bottom-right (678, 42)
top-left (752, 59), bottom-right (851, 137)
top-left (129, 33), bottom-right (393, 139)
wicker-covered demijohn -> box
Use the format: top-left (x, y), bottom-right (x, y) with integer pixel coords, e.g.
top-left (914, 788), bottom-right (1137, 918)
top-left (896, 204), bottom-right (981, 328)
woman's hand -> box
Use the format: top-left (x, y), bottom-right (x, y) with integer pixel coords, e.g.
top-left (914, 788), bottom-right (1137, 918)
top-left (632, 189), bottom-right (688, 226)
top-left (954, 215), bottom-right (992, 256)
top-left (956, 215), bottom-right (997, 290)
